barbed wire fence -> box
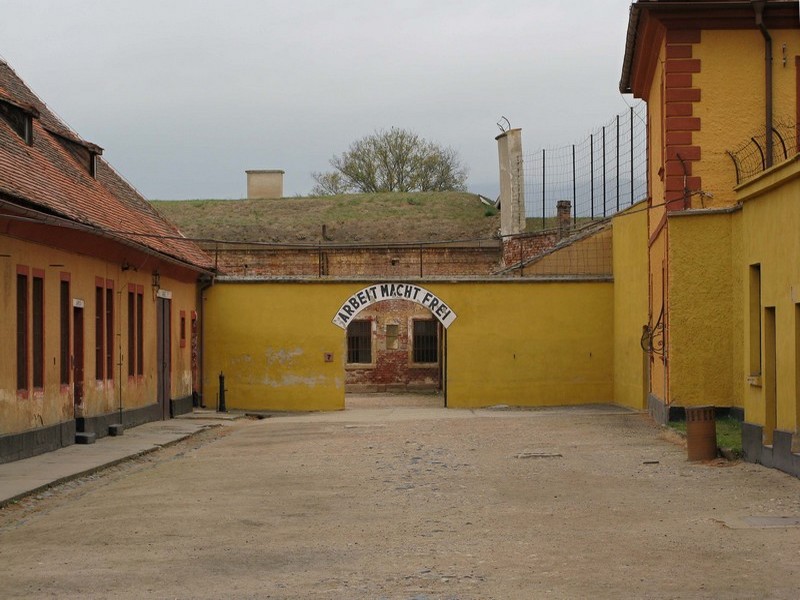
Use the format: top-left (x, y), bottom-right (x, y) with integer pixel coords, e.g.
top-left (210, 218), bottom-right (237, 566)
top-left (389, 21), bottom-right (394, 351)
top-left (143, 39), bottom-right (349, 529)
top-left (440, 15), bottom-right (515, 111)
top-left (523, 102), bottom-right (648, 230)
top-left (726, 120), bottom-right (798, 185)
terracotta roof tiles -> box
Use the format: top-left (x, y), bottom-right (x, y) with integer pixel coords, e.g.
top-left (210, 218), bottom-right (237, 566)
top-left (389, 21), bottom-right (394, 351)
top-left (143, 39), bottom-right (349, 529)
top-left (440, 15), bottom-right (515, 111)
top-left (0, 59), bottom-right (212, 271)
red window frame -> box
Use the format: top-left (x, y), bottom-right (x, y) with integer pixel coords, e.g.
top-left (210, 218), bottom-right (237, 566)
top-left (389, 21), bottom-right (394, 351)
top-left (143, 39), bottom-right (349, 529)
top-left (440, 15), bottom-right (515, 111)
top-left (180, 310), bottom-right (186, 348)
top-left (60, 273), bottom-right (71, 386)
top-left (16, 266), bottom-right (29, 394)
top-left (95, 279), bottom-right (104, 380)
top-left (136, 285), bottom-right (144, 376)
top-left (32, 269), bottom-right (45, 389)
top-left (105, 279), bottom-right (114, 380)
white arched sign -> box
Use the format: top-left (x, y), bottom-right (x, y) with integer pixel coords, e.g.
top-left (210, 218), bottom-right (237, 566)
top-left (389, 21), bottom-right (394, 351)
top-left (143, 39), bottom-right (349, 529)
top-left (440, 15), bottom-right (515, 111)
top-left (332, 283), bottom-right (457, 329)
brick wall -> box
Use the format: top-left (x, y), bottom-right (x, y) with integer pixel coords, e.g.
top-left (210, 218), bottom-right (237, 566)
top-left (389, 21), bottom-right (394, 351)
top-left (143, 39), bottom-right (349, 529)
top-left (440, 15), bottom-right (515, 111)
top-left (344, 301), bottom-right (441, 393)
top-left (207, 245), bottom-right (502, 277)
top-left (501, 231), bottom-right (559, 268)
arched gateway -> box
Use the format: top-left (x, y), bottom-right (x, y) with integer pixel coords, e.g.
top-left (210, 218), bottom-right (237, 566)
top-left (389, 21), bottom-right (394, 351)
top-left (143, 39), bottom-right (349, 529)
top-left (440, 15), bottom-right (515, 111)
top-left (332, 283), bottom-right (457, 329)
top-left (333, 283), bottom-right (456, 400)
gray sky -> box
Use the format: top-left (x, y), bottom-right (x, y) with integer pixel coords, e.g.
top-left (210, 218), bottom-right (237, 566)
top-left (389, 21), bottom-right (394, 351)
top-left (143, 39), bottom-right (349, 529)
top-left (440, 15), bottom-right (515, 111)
top-left (1, 1), bottom-right (637, 199)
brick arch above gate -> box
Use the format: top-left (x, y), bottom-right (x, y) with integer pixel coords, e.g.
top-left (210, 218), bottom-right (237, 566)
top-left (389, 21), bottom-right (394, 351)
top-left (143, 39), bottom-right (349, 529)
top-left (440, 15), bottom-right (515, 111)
top-left (332, 283), bottom-right (457, 329)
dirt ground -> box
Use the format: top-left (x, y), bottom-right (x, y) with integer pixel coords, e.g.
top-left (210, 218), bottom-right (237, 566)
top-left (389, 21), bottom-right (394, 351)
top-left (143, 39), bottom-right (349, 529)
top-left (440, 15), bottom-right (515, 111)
top-left (2, 397), bottom-right (800, 599)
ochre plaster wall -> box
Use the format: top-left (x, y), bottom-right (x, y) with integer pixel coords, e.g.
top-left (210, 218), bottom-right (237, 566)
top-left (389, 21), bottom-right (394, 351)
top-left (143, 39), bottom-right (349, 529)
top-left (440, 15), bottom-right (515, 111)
top-left (0, 233), bottom-right (197, 436)
top-left (667, 210), bottom-right (741, 408)
top-left (612, 203), bottom-right (649, 409)
top-left (693, 29), bottom-right (798, 206)
top-left (203, 280), bottom-right (614, 412)
top-left (737, 158), bottom-right (800, 436)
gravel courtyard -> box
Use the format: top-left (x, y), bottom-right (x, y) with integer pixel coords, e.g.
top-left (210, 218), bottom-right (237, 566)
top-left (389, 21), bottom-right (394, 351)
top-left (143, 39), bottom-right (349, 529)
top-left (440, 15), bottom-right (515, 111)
top-left (2, 399), bottom-right (800, 599)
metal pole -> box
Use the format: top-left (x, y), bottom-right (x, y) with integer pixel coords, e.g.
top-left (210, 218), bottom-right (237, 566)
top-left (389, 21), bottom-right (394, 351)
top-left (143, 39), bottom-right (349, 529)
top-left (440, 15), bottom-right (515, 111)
top-left (602, 125), bottom-right (607, 218)
top-left (630, 106), bottom-right (634, 205)
top-left (590, 134), bottom-right (594, 220)
top-left (572, 144), bottom-right (576, 225)
top-left (616, 114), bottom-right (620, 213)
top-left (218, 371), bottom-right (227, 412)
top-left (541, 149), bottom-right (546, 230)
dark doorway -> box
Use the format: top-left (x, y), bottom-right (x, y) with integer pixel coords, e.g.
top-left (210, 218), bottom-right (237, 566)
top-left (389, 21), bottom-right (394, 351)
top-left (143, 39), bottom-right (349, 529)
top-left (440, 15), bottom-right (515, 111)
top-left (156, 297), bottom-right (171, 420)
top-left (72, 305), bottom-right (84, 410)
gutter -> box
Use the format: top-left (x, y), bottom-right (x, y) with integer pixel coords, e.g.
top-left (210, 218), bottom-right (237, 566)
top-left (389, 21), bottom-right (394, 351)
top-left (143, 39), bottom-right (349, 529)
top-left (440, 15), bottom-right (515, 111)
top-left (619, 3), bottom-right (641, 94)
top-left (0, 196), bottom-right (214, 277)
top-left (752, 0), bottom-right (774, 168)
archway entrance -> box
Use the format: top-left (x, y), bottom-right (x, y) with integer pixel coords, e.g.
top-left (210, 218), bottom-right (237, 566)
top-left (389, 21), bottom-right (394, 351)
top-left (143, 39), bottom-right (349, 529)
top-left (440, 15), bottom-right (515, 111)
top-left (332, 283), bottom-right (456, 408)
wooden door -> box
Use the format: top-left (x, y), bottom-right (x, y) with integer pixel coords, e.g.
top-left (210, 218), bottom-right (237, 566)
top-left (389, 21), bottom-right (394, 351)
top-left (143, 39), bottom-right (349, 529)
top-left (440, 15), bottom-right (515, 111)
top-left (156, 297), bottom-right (172, 420)
top-left (73, 306), bottom-right (84, 408)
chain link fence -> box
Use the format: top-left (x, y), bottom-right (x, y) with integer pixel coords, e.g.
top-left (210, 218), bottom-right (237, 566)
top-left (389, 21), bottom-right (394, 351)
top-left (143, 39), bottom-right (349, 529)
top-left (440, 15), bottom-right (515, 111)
top-left (523, 102), bottom-right (648, 230)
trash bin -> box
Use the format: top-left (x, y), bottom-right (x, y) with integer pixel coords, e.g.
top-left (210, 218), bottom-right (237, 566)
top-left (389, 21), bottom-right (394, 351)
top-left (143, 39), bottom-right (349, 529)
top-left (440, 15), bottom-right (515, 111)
top-left (685, 406), bottom-right (717, 461)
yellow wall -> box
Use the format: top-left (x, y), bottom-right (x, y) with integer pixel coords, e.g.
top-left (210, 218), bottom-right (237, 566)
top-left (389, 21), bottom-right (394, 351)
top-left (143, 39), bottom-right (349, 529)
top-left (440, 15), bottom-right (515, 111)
top-left (736, 158), bottom-right (800, 437)
top-left (203, 280), bottom-right (615, 411)
top-left (0, 233), bottom-right (197, 436)
top-left (693, 29), bottom-right (798, 207)
top-left (667, 209), bottom-right (742, 408)
top-left (612, 202), bottom-right (650, 409)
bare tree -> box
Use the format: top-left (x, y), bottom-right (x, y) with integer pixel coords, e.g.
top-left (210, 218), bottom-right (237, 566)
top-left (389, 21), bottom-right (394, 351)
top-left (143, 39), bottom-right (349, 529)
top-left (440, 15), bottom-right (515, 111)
top-left (311, 128), bottom-right (468, 195)
top-left (310, 171), bottom-right (350, 196)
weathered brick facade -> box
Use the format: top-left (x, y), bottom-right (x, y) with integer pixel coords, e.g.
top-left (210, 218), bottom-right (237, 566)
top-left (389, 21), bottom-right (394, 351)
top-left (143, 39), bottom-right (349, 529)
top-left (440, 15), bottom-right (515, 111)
top-left (344, 300), bottom-right (441, 393)
top-left (206, 243), bottom-right (503, 278)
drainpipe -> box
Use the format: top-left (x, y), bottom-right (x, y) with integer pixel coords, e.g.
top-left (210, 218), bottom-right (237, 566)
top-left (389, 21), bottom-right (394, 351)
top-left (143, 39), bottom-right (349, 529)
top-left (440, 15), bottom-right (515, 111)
top-left (197, 275), bottom-right (215, 408)
top-left (752, 0), bottom-right (774, 168)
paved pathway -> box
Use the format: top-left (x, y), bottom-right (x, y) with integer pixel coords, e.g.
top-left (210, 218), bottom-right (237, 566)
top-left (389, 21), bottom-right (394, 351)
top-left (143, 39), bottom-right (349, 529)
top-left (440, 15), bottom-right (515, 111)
top-left (0, 410), bottom-right (237, 507)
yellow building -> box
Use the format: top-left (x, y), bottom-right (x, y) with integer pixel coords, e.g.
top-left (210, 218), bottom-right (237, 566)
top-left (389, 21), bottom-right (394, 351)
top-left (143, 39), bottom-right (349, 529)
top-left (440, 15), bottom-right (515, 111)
top-left (621, 0), bottom-right (800, 474)
top-left (0, 60), bottom-right (213, 462)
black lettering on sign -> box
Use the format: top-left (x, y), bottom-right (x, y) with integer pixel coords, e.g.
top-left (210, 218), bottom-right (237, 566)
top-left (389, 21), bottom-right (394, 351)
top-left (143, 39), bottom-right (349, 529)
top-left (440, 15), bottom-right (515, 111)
top-left (333, 283), bottom-right (457, 329)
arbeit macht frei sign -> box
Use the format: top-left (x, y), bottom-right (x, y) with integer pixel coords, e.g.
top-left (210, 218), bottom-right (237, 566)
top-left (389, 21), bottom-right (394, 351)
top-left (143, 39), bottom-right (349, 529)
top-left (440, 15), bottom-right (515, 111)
top-left (332, 283), bottom-right (457, 329)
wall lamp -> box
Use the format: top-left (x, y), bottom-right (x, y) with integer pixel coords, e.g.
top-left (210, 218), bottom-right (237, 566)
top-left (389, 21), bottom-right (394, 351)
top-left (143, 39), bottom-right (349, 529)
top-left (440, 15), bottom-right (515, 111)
top-left (152, 270), bottom-right (161, 290)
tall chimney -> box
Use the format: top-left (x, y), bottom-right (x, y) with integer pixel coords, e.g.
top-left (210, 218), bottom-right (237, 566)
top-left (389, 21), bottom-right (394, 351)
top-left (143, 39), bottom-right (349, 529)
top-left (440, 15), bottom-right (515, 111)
top-left (556, 200), bottom-right (572, 239)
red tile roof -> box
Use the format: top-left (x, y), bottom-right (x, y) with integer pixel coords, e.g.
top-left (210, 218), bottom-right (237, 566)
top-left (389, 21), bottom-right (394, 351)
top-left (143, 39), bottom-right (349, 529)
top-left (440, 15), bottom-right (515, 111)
top-left (0, 59), bottom-right (213, 272)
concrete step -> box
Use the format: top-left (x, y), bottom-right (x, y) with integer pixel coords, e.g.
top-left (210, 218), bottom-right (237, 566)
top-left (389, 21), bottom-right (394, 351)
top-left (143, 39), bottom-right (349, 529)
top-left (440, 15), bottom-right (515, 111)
top-left (75, 432), bottom-right (96, 445)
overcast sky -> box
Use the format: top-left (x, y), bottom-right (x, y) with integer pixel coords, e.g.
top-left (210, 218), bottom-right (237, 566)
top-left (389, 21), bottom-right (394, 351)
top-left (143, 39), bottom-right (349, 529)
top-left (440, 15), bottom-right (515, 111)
top-left (1, 1), bottom-right (638, 199)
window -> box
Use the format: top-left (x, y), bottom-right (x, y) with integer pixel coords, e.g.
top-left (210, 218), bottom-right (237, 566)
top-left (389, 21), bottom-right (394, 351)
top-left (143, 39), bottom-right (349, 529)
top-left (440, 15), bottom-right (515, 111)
top-left (15, 266), bottom-right (45, 391)
top-left (95, 284), bottom-right (104, 380)
top-left (105, 283), bottom-right (114, 379)
top-left (347, 320), bottom-right (372, 364)
top-left (749, 264), bottom-right (762, 375)
top-left (32, 273), bottom-right (44, 388)
top-left (385, 324), bottom-right (399, 350)
top-left (0, 98), bottom-right (33, 145)
top-left (180, 310), bottom-right (186, 348)
top-left (136, 287), bottom-right (144, 376)
top-left (16, 269), bottom-right (28, 390)
top-left (60, 277), bottom-right (70, 385)
top-left (127, 288), bottom-right (135, 377)
top-left (95, 279), bottom-right (115, 380)
top-left (413, 319), bottom-right (438, 363)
